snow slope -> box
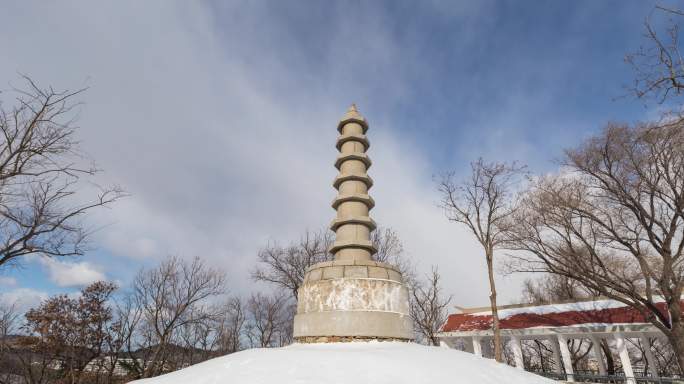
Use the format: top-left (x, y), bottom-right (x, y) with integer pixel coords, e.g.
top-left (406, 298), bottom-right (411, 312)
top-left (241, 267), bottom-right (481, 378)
top-left (130, 341), bottom-right (554, 384)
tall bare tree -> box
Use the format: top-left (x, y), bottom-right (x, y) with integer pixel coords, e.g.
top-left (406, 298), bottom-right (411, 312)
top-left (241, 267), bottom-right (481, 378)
top-left (244, 292), bottom-right (290, 348)
top-left (409, 267), bottom-right (452, 346)
top-left (626, 6), bottom-right (684, 104)
top-left (252, 230), bottom-right (332, 300)
top-left (521, 274), bottom-right (616, 374)
top-left (132, 256), bottom-right (226, 378)
top-left (0, 76), bottom-right (123, 270)
top-left (0, 302), bottom-right (20, 384)
top-left (106, 293), bottom-right (142, 382)
top-left (521, 274), bottom-right (595, 305)
top-left (216, 296), bottom-right (246, 354)
top-left (438, 159), bottom-right (525, 362)
top-left (507, 121), bottom-right (684, 372)
top-left (372, 227), bottom-right (416, 283)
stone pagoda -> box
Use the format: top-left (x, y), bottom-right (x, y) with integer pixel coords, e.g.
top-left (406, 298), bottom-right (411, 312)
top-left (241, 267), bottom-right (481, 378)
top-left (293, 105), bottom-right (414, 342)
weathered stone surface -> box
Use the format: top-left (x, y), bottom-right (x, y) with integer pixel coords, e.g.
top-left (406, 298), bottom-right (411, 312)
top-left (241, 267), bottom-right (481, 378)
top-left (294, 262), bottom-right (413, 341)
top-left (296, 335), bottom-right (409, 343)
top-left (297, 277), bottom-right (409, 314)
top-left (322, 266), bottom-right (344, 279)
top-left (302, 260), bottom-right (401, 282)
top-left (368, 266), bottom-right (390, 279)
top-left (307, 268), bottom-right (322, 282)
top-left (387, 269), bottom-right (403, 283)
top-left (344, 265), bottom-right (368, 278)
top-left (335, 133), bottom-right (369, 151)
top-left (331, 259), bottom-right (355, 266)
top-left (331, 193), bottom-right (375, 210)
top-left (329, 239), bottom-right (375, 259)
top-left (293, 310), bottom-right (413, 340)
top-left (294, 311), bottom-right (413, 340)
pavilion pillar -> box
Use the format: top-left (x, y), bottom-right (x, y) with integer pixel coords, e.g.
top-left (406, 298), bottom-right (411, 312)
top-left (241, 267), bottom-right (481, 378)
top-left (472, 336), bottom-right (483, 357)
top-left (615, 333), bottom-right (635, 384)
top-left (557, 334), bottom-right (575, 382)
top-left (510, 336), bottom-right (524, 370)
top-left (590, 335), bottom-right (607, 376)
top-left (482, 338), bottom-right (494, 358)
top-left (547, 336), bottom-right (563, 374)
top-left (639, 334), bottom-right (659, 378)
top-left (463, 337), bottom-right (474, 353)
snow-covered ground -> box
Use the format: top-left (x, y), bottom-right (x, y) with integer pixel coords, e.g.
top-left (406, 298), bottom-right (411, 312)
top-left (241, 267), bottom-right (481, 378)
top-left (130, 341), bottom-right (554, 384)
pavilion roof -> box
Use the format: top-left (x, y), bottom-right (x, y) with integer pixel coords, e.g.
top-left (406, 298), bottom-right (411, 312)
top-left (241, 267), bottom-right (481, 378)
top-left (440, 298), bottom-right (679, 333)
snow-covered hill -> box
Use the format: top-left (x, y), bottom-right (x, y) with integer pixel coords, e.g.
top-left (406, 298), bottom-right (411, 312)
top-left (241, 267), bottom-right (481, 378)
top-left (130, 341), bottom-right (554, 384)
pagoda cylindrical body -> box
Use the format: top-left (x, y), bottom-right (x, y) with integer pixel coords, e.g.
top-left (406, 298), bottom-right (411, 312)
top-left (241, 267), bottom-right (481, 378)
top-left (330, 109), bottom-right (377, 261)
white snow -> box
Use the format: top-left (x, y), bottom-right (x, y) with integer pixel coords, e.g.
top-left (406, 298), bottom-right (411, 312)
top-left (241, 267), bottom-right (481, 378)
top-left (469, 299), bottom-right (630, 319)
top-left (130, 341), bottom-right (554, 384)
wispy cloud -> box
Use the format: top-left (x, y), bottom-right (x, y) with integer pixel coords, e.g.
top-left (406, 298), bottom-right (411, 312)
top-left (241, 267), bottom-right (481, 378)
top-left (38, 257), bottom-right (106, 288)
top-left (0, 288), bottom-right (48, 312)
top-left (0, 276), bottom-right (17, 287)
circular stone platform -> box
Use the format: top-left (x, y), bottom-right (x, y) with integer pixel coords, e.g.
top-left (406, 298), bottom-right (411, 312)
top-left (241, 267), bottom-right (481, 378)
top-left (130, 342), bottom-right (555, 384)
top-left (293, 259), bottom-right (413, 341)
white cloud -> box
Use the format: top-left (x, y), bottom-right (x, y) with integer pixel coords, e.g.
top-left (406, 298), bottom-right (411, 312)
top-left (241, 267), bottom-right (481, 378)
top-left (0, 288), bottom-right (48, 312)
top-left (38, 257), bottom-right (106, 287)
top-left (0, 0), bottom-right (527, 306)
top-left (0, 276), bottom-right (17, 287)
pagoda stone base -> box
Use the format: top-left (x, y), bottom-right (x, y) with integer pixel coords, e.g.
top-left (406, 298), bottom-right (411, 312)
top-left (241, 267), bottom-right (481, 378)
top-left (296, 335), bottom-right (411, 343)
top-left (293, 259), bottom-right (414, 342)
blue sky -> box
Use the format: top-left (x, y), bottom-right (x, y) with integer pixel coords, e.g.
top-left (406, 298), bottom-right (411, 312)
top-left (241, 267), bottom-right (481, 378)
top-left (207, 0), bottom-right (657, 168)
top-left (0, 0), bottom-right (675, 309)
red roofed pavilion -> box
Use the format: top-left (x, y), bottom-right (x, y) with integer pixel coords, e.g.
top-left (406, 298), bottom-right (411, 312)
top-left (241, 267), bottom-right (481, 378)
top-left (436, 297), bottom-right (682, 383)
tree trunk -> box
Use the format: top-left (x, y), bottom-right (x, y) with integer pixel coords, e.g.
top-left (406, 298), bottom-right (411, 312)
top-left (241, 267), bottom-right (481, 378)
top-left (600, 339), bottom-right (615, 375)
top-left (486, 248), bottom-right (503, 362)
top-left (144, 339), bottom-right (168, 378)
top-left (668, 303), bottom-right (684, 375)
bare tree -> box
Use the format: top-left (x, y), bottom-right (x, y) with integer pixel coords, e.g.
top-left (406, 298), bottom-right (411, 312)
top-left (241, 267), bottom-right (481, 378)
top-left (252, 230), bottom-right (332, 299)
top-left (132, 256), bottom-right (226, 378)
top-left (216, 296), bottom-right (245, 354)
top-left (244, 292), bottom-right (290, 348)
top-left (372, 227), bottom-right (416, 283)
top-left (438, 158), bottom-right (525, 362)
top-left (0, 76), bottom-right (124, 270)
top-left (626, 6), bottom-right (684, 103)
top-left (507, 121), bottom-right (684, 372)
top-left (1, 265), bottom-right (232, 384)
top-left (409, 267), bottom-right (452, 346)
top-left (175, 307), bottom-right (223, 366)
top-left (521, 274), bottom-right (595, 305)
top-left (372, 227), bottom-right (403, 263)
top-left (0, 302), bottom-right (18, 343)
top-left (106, 293), bottom-right (142, 382)
top-left (0, 302), bottom-right (20, 384)
top-left (649, 337), bottom-right (680, 376)
top-left (521, 274), bottom-right (616, 374)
